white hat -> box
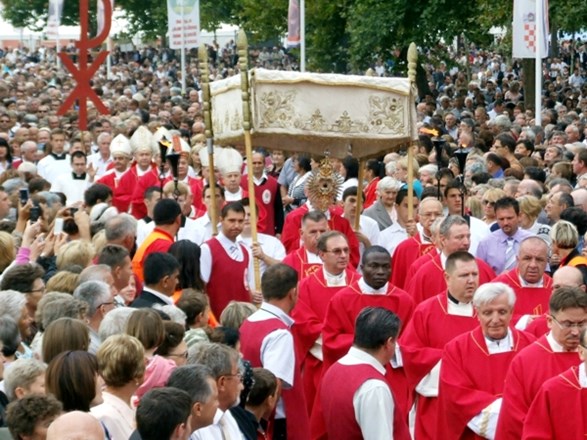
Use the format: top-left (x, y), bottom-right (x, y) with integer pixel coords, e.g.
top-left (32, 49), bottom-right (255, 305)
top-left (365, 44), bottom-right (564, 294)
top-left (110, 134), bottom-right (131, 156)
top-left (169, 135), bottom-right (190, 156)
top-left (130, 126), bottom-right (155, 154)
top-left (199, 146), bottom-right (222, 168)
top-left (218, 148), bottom-right (243, 175)
top-left (153, 126), bottom-right (173, 146)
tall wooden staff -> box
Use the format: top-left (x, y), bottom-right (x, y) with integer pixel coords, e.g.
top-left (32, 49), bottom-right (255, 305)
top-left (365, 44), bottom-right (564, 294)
top-left (407, 43), bottom-right (418, 220)
top-left (237, 30), bottom-right (262, 290)
top-left (354, 158), bottom-right (365, 232)
top-left (198, 45), bottom-right (218, 236)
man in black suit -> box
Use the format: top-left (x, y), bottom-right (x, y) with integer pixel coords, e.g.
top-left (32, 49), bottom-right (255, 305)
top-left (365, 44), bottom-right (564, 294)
top-left (131, 252), bottom-right (180, 309)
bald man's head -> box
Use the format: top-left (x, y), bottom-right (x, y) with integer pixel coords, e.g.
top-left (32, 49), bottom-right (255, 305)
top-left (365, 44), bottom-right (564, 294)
top-left (552, 266), bottom-right (586, 291)
top-left (46, 412), bottom-right (104, 440)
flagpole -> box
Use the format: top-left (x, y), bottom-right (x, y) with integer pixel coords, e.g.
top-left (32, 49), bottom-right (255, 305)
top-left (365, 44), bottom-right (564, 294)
top-left (180, 4), bottom-right (187, 95)
top-left (56, 37), bottom-right (61, 70)
top-left (300, 0), bottom-right (305, 72)
top-left (535, 0), bottom-right (542, 126)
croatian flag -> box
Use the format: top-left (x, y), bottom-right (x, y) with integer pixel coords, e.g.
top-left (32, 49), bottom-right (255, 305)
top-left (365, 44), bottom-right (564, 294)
top-left (512, 0), bottom-right (549, 59)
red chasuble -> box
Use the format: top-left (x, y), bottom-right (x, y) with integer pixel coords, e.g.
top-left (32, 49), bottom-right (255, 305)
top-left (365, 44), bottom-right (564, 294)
top-left (522, 366), bottom-right (587, 440)
top-left (492, 268), bottom-right (553, 324)
top-left (405, 250), bottom-right (437, 282)
top-left (97, 169), bottom-right (119, 192)
top-left (525, 315), bottom-right (549, 338)
top-left (495, 335), bottom-right (581, 440)
top-left (407, 254), bottom-right (496, 305)
top-left (437, 326), bottom-right (535, 440)
top-left (130, 168), bottom-right (160, 219)
top-left (280, 204), bottom-right (360, 268)
top-left (282, 248), bottom-right (323, 281)
top-left (399, 293), bottom-right (478, 440)
top-left (391, 234), bottom-right (435, 289)
top-left (113, 163), bottom-right (142, 214)
top-left (291, 268), bottom-right (359, 415)
top-left (321, 281), bottom-right (415, 417)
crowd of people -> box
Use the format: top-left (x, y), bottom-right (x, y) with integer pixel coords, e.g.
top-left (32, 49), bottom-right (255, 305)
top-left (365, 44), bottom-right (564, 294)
top-left (0, 36), bottom-right (586, 440)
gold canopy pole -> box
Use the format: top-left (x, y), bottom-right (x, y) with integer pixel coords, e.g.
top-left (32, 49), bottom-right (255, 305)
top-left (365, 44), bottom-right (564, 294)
top-left (199, 45), bottom-right (218, 236)
top-left (237, 30), bottom-right (261, 291)
top-left (407, 42), bottom-right (418, 221)
top-left (355, 157), bottom-right (365, 232)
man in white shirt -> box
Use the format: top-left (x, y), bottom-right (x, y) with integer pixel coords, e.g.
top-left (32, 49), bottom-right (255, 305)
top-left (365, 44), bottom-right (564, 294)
top-left (190, 343), bottom-right (245, 440)
top-left (88, 132), bottom-right (113, 177)
top-left (239, 198), bottom-right (285, 293)
top-left (50, 151), bottom-right (91, 205)
top-left (193, 185), bottom-right (225, 244)
top-left (320, 307), bottom-right (408, 439)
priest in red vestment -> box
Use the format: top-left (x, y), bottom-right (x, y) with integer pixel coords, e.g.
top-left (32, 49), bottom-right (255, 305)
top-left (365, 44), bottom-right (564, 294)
top-left (492, 236), bottom-right (552, 327)
top-left (391, 198), bottom-right (442, 288)
top-left (495, 286), bottom-right (587, 440)
top-left (437, 282), bottom-right (535, 440)
top-left (319, 307), bottom-right (410, 440)
top-left (407, 215), bottom-right (496, 304)
top-left (400, 251), bottom-right (480, 440)
top-left (282, 210), bottom-right (328, 280)
top-left (240, 264), bottom-right (310, 440)
top-left (114, 126), bottom-right (159, 215)
top-left (96, 134), bottom-right (132, 197)
top-left (321, 246), bottom-right (415, 420)
top-left (521, 335), bottom-right (587, 440)
top-left (291, 231), bottom-right (359, 415)
top-left (362, 159), bottom-right (381, 209)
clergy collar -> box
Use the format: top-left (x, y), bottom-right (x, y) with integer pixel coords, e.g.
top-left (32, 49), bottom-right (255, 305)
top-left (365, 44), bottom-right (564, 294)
top-left (323, 268), bottom-right (346, 287)
top-left (143, 215), bottom-right (152, 224)
top-left (484, 328), bottom-right (513, 354)
top-left (305, 249), bottom-right (322, 264)
top-left (547, 331), bottom-right (577, 353)
top-left (519, 274), bottom-right (544, 287)
top-left (72, 173), bottom-right (87, 180)
top-left (418, 225), bottom-right (433, 243)
top-left (447, 291), bottom-right (469, 305)
top-left (50, 152), bottom-right (67, 160)
top-left (358, 277), bottom-right (388, 295)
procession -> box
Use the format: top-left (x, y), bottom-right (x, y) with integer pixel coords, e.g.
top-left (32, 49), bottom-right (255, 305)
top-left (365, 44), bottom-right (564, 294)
top-left (0, 0), bottom-right (586, 439)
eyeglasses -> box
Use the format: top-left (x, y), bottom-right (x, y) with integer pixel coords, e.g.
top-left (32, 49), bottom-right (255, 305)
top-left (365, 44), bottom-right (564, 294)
top-left (325, 247), bottom-right (350, 256)
top-left (550, 315), bottom-right (587, 330)
top-left (223, 372), bottom-right (243, 382)
top-left (420, 211), bottom-right (442, 218)
top-left (482, 200), bottom-right (496, 206)
top-left (168, 351), bottom-right (188, 359)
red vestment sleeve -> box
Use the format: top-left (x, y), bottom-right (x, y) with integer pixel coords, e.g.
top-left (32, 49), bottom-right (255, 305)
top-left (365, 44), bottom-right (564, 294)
top-left (281, 207), bottom-right (306, 252)
top-left (113, 169), bottom-right (136, 213)
top-left (322, 294), bottom-right (355, 369)
top-left (131, 171), bottom-right (158, 219)
top-left (291, 277), bottom-right (324, 357)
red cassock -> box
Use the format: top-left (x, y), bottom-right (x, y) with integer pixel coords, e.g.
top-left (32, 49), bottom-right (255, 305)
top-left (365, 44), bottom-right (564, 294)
top-left (113, 164), bottom-right (143, 213)
top-left (291, 268), bottom-right (360, 415)
top-left (525, 315), bottom-right (549, 338)
top-left (321, 281), bottom-right (415, 417)
top-left (240, 317), bottom-right (310, 440)
top-left (405, 249), bottom-right (437, 281)
top-left (492, 269), bottom-right (553, 324)
top-left (391, 234), bottom-right (435, 289)
top-left (438, 326), bottom-right (535, 440)
top-left (97, 169), bottom-right (120, 193)
top-left (496, 335), bottom-right (581, 440)
top-left (280, 204), bottom-right (360, 268)
top-left (521, 366), bottom-right (587, 440)
top-left (406, 254), bottom-right (496, 305)
top-left (399, 293), bottom-right (478, 440)
top-left (363, 177), bottom-right (380, 209)
top-left (282, 248), bottom-right (323, 281)
top-left (131, 169), bottom-right (160, 219)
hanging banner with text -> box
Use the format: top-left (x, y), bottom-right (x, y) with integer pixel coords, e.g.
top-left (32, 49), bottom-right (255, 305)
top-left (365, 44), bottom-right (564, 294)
top-left (167, 0), bottom-right (200, 50)
top-left (512, 0), bottom-right (549, 58)
top-left (47, 0), bottom-right (64, 39)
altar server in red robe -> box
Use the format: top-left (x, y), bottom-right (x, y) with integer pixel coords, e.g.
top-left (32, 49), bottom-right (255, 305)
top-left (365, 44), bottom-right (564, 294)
top-left (240, 264), bottom-right (310, 440)
top-left (320, 307), bottom-right (410, 440)
top-left (407, 215), bottom-right (496, 304)
top-left (521, 327), bottom-right (587, 440)
top-left (496, 286), bottom-right (587, 440)
top-left (391, 198), bottom-right (442, 288)
top-left (322, 246), bottom-right (414, 418)
top-left (282, 210), bottom-right (328, 280)
top-left (291, 231), bottom-right (359, 414)
top-left (438, 282), bottom-right (535, 439)
top-left (493, 236), bottom-right (552, 328)
top-left (400, 251), bottom-right (480, 440)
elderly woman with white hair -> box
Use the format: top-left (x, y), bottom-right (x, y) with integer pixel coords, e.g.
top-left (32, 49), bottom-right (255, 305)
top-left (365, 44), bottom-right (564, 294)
top-left (0, 290), bottom-right (34, 359)
top-left (363, 176), bottom-right (402, 231)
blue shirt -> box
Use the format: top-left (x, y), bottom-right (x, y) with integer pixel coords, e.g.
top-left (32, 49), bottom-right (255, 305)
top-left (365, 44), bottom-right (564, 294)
top-left (475, 228), bottom-right (533, 275)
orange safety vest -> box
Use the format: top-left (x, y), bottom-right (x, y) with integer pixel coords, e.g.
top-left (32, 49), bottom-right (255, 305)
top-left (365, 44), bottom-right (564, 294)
top-left (132, 229), bottom-right (173, 282)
